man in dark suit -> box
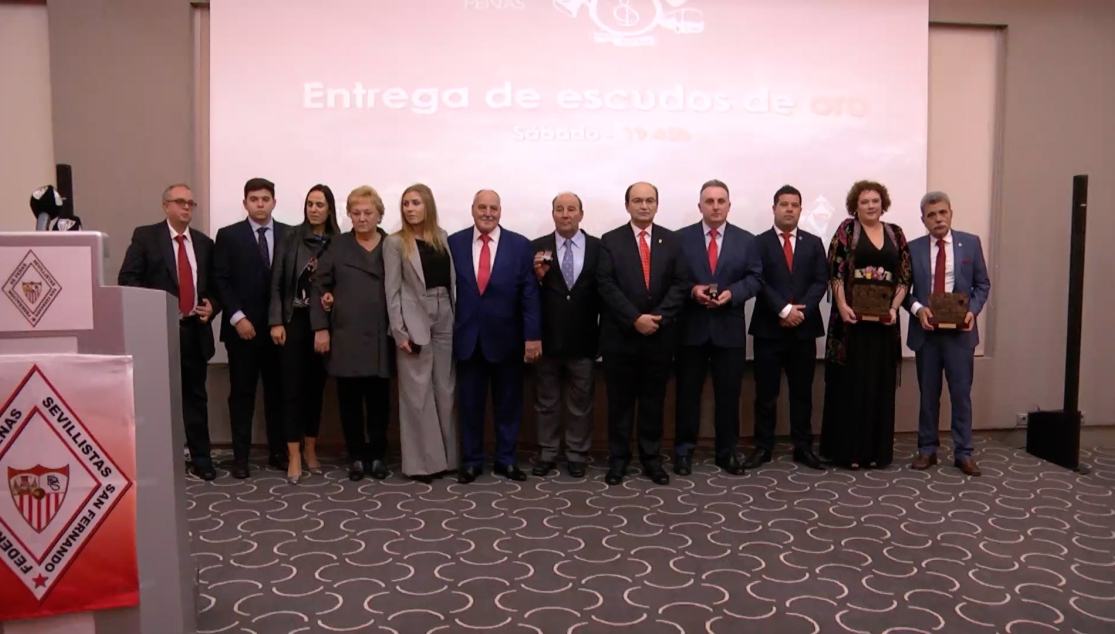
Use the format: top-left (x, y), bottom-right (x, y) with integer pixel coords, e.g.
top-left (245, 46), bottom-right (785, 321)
top-left (675, 179), bottom-right (763, 476)
top-left (746, 185), bottom-right (828, 471)
top-left (448, 189), bottom-right (542, 483)
top-left (118, 184), bottom-right (219, 480)
top-left (598, 181), bottom-right (690, 486)
top-left (904, 191), bottom-right (991, 476)
top-left (530, 192), bottom-right (601, 478)
top-left (214, 178), bottom-right (290, 479)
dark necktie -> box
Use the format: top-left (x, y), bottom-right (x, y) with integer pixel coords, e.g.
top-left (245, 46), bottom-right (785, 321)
top-left (257, 227), bottom-right (270, 269)
top-left (933, 238), bottom-right (947, 294)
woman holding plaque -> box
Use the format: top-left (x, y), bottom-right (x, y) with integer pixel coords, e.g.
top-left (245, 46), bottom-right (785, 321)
top-left (819, 180), bottom-right (911, 469)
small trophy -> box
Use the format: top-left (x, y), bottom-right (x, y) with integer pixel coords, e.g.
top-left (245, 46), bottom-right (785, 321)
top-left (706, 283), bottom-right (719, 301)
top-left (540, 250), bottom-right (554, 265)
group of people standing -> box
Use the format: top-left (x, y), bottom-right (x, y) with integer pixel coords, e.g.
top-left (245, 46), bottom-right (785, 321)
top-left (117, 176), bottom-right (990, 486)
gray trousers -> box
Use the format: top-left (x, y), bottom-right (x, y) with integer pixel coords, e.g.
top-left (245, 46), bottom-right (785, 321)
top-left (534, 356), bottom-right (595, 462)
top-left (397, 287), bottom-right (458, 476)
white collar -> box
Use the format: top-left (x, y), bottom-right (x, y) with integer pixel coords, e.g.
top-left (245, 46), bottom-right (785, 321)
top-left (474, 225), bottom-right (500, 243)
top-left (167, 220), bottom-right (190, 240)
top-left (774, 225), bottom-right (798, 238)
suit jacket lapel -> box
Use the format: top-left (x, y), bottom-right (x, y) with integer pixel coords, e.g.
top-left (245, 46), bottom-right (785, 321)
top-left (573, 235), bottom-right (596, 292)
top-left (791, 232), bottom-right (806, 276)
top-left (407, 242), bottom-right (426, 288)
top-left (543, 234), bottom-right (569, 292)
top-left (189, 228), bottom-right (205, 295)
top-left (648, 225), bottom-right (666, 292)
top-left (159, 226), bottom-right (179, 291)
top-left (699, 227), bottom-right (715, 278)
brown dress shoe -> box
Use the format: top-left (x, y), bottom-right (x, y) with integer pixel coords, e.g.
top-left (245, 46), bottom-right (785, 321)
top-left (954, 458), bottom-right (981, 476)
top-left (910, 453), bottom-right (938, 470)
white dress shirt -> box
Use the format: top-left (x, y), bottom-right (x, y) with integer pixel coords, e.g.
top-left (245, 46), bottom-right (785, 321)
top-left (631, 222), bottom-right (652, 253)
top-left (555, 229), bottom-right (585, 286)
top-left (231, 216), bottom-right (276, 326)
top-left (472, 225), bottom-right (501, 279)
top-left (168, 221), bottom-right (198, 313)
top-left (911, 230), bottom-right (955, 316)
top-left (775, 226), bottom-right (798, 319)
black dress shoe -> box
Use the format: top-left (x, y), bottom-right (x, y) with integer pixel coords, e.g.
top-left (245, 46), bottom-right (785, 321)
top-left (716, 454), bottom-right (745, 475)
top-left (743, 449), bottom-right (772, 470)
top-left (192, 463), bottom-right (217, 481)
top-left (605, 463), bottom-right (626, 486)
top-left (645, 463), bottom-right (670, 485)
top-left (532, 461), bottom-right (557, 477)
top-left (269, 454), bottom-right (289, 471)
top-left (411, 474), bottom-right (434, 484)
top-left (232, 459), bottom-right (250, 479)
top-left (673, 455), bottom-right (692, 476)
top-left (567, 461), bottom-right (586, 478)
top-left (369, 459), bottom-right (388, 480)
top-left (348, 460), bottom-right (365, 481)
top-left (494, 463), bottom-right (527, 481)
top-left (793, 448), bottom-right (825, 470)
top-left (458, 465), bottom-right (481, 484)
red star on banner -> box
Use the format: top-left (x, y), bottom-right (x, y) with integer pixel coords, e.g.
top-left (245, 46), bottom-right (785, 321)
top-left (33, 574), bottom-right (48, 588)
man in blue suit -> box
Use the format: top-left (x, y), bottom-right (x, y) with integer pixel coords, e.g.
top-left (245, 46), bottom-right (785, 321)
top-left (214, 178), bottom-right (290, 479)
top-left (903, 191), bottom-right (991, 476)
top-left (449, 189), bottom-right (542, 483)
top-left (674, 179), bottom-right (762, 476)
top-left (746, 185), bottom-right (827, 471)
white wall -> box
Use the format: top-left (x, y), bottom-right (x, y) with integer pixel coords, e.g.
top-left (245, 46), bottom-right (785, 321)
top-left (0, 4), bottom-right (54, 231)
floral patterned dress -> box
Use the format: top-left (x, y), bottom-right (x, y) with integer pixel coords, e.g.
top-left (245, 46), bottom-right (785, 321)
top-left (819, 218), bottom-right (912, 468)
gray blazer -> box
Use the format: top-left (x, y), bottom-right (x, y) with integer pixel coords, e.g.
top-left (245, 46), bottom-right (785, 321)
top-left (311, 230), bottom-right (394, 378)
top-left (269, 227), bottom-right (332, 326)
top-left (384, 231), bottom-right (456, 346)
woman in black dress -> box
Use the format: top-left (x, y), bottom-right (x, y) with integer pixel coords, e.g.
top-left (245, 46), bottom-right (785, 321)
top-left (269, 185), bottom-right (340, 484)
top-left (820, 180), bottom-right (912, 469)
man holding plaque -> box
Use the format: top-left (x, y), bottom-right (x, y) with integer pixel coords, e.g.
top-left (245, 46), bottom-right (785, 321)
top-left (904, 192), bottom-right (991, 476)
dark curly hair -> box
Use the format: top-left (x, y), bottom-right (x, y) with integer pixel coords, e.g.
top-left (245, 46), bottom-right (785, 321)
top-left (845, 180), bottom-right (891, 216)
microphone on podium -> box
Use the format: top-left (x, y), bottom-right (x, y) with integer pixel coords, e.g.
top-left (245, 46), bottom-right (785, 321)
top-left (30, 185), bottom-right (64, 230)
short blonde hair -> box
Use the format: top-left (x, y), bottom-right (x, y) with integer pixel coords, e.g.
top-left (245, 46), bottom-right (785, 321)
top-left (346, 185), bottom-right (385, 217)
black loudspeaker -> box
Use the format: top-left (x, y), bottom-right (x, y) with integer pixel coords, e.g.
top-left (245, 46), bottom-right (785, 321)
top-left (1026, 174), bottom-right (1087, 471)
top-left (56, 164), bottom-right (74, 217)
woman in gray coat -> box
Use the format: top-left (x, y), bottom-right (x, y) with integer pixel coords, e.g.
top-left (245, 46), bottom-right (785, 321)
top-left (311, 185), bottom-right (394, 482)
top-left (384, 184), bottom-right (457, 483)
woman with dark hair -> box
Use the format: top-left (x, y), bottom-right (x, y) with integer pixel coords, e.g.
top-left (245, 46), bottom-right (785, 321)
top-left (268, 184), bottom-right (340, 484)
top-left (820, 180), bottom-right (912, 470)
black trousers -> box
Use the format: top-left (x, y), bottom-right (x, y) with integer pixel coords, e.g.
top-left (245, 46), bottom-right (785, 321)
top-left (179, 320), bottom-right (212, 467)
top-left (603, 344), bottom-right (672, 467)
top-left (280, 309), bottom-right (328, 443)
top-left (226, 330), bottom-right (284, 461)
top-left (336, 376), bottom-right (390, 463)
top-left (674, 343), bottom-right (745, 460)
top-left (753, 335), bottom-right (817, 452)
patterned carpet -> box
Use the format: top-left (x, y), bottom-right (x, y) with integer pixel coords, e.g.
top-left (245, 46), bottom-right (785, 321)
top-left (186, 435), bottom-right (1115, 634)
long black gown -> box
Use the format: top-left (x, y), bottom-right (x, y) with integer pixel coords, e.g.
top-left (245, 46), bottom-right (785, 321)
top-left (820, 229), bottom-right (903, 468)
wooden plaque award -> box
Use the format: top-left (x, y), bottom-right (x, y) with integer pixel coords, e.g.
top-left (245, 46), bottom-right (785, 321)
top-left (850, 283), bottom-right (894, 323)
top-left (929, 292), bottom-right (969, 329)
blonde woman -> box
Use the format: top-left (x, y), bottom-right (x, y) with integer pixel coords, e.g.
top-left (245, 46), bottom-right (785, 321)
top-left (383, 184), bottom-right (458, 483)
top-left (311, 186), bottom-right (393, 482)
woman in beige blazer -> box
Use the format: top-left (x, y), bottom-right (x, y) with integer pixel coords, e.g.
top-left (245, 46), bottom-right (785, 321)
top-left (384, 184), bottom-right (458, 483)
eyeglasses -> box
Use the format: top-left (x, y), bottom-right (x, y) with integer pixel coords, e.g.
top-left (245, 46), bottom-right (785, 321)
top-left (166, 198), bottom-right (198, 209)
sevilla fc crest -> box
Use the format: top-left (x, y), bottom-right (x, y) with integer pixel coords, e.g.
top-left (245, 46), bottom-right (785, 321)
top-left (8, 466), bottom-right (69, 533)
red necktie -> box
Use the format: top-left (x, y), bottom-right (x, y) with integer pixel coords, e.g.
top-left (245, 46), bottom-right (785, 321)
top-left (933, 238), bottom-right (947, 294)
top-left (707, 229), bottom-right (719, 272)
top-left (782, 232), bottom-right (794, 271)
top-left (477, 234), bottom-right (492, 294)
top-left (638, 231), bottom-right (651, 288)
top-left (175, 234), bottom-right (194, 316)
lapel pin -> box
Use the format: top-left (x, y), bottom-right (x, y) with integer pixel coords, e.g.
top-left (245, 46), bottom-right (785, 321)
top-left (658, 238), bottom-right (663, 244)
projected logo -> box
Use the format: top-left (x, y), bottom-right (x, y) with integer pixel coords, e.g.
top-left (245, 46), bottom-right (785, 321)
top-left (554, 0), bottom-right (705, 47)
